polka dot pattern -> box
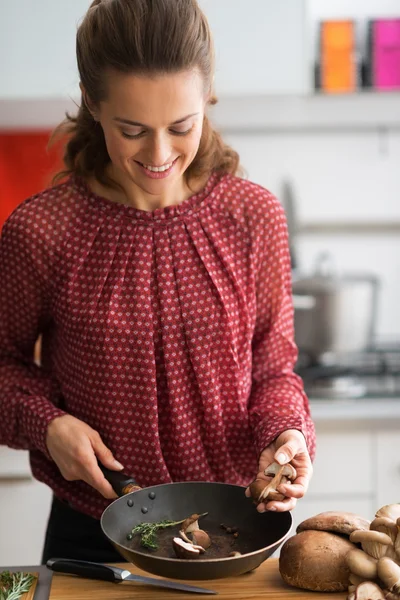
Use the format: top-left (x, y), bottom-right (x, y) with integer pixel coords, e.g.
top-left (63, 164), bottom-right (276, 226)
top-left (0, 172), bottom-right (316, 519)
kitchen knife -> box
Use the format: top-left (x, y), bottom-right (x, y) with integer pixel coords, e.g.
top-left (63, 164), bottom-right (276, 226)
top-left (46, 558), bottom-right (217, 595)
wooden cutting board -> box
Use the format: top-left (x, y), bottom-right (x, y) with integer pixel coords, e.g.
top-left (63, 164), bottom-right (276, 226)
top-left (49, 559), bottom-right (348, 599)
top-left (21, 573), bottom-right (39, 600)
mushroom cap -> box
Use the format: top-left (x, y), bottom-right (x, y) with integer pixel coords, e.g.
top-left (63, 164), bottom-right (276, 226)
top-left (279, 530), bottom-right (354, 592)
top-left (296, 511), bottom-right (370, 536)
top-left (353, 581), bottom-right (386, 600)
top-left (172, 537), bottom-right (201, 559)
top-left (192, 530), bottom-right (211, 550)
top-left (346, 548), bottom-right (378, 580)
top-left (350, 530), bottom-right (393, 559)
top-left (376, 504), bottom-right (400, 523)
top-left (370, 517), bottom-right (399, 544)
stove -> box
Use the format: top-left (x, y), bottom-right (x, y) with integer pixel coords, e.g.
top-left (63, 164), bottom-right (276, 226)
top-left (295, 342), bottom-right (400, 399)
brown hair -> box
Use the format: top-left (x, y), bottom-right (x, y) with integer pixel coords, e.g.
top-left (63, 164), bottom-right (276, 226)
top-left (53, 0), bottom-right (240, 188)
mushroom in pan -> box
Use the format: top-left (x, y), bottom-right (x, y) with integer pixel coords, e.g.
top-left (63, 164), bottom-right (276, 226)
top-left (172, 537), bottom-right (204, 559)
top-left (249, 462), bottom-right (297, 505)
top-left (179, 513), bottom-right (211, 550)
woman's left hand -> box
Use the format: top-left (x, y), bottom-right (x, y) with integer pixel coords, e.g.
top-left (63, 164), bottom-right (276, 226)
top-left (245, 429), bottom-right (313, 512)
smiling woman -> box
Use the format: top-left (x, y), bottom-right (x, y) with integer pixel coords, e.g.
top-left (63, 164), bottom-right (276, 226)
top-left (0, 0), bottom-right (315, 567)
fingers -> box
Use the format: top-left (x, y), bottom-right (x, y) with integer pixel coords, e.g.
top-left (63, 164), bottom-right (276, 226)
top-left (258, 496), bottom-right (297, 513)
top-left (84, 463), bottom-right (118, 500)
top-left (91, 432), bottom-right (124, 471)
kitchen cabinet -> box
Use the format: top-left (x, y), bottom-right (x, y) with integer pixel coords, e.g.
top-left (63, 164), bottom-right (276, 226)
top-left (199, 0), bottom-right (310, 96)
top-left (376, 431), bottom-right (400, 508)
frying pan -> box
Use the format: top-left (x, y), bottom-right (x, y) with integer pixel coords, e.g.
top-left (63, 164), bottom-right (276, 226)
top-left (99, 466), bottom-right (292, 580)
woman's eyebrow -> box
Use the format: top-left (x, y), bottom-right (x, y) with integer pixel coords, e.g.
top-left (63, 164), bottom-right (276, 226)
top-left (113, 113), bottom-right (199, 128)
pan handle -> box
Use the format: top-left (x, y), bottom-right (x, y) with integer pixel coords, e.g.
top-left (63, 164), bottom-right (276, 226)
top-left (98, 463), bottom-right (142, 497)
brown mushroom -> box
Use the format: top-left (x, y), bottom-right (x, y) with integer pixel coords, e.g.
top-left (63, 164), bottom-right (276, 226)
top-left (279, 530), bottom-right (354, 592)
top-left (172, 537), bottom-right (203, 559)
top-left (192, 530), bottom-right (211, 550)
top-left (349, 530), bottom-right (393, 559)
top-left (179, 513), bottom-right (210, 550)
top-left (296, 511), bottom-right (370, 536)
top-left (249, 462), bottom-right (296, 505)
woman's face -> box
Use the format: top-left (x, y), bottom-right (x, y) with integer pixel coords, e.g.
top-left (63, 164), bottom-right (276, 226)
top-left (91, 69), bottom-right (207, 197)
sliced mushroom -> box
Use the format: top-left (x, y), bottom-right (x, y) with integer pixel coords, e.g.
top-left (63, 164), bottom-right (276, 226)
top-left (349, 530), bottom-right (393, 559)
top-left (172, 537), bottom-right (203, 559)
top-left (377, 557), bottom-right (400, 595)
top-left (370, 517), bottom-right (399, 544)
top-left (179, 513), bottom-right (210, 550)
top-left (192, 530), bottom-right (211, 550)
top-left (296, 511), bottom-right (370, 536)
top-left (375, 505), bottom-right (400, 523)
top-left (346, 548), bottom-right (378, 580)
top-left (352, 581), bottom-right (386, 599)
top-left (249, 462), bottom-right (296, 505)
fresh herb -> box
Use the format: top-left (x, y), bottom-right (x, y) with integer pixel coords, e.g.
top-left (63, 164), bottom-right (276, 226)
top-left (130, 513), bottom-right (208, 550)
top-left (0, 571), bottom-right (36, 600)
top-left (130, 519), bottom-right (186, 550)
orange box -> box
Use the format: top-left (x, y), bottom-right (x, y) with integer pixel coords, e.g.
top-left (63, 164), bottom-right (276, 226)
top-left (320, 20), bottom-right (357, 93)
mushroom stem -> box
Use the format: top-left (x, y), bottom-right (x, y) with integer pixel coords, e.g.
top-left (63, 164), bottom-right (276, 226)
top-left (377, 557), bottom-right (400, 595)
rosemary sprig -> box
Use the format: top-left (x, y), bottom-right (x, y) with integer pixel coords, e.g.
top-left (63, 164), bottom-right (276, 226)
top-left (0, 571), bottom-right (36, 600)
top-left (130, 513), bottom-right (208, 550)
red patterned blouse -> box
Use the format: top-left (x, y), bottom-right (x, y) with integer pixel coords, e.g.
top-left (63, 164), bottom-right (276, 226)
top-left (0, 172), bottom-right (315, 519)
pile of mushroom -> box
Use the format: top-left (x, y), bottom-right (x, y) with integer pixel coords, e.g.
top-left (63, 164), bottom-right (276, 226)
top-left (278, 504), bottom-right (400, 598)
top-left (172, 514), bottom-right (211, 559)
top-left (279, 511), bottom-right (370, 592)
top-left (345, 503), bottom-right (400, 600)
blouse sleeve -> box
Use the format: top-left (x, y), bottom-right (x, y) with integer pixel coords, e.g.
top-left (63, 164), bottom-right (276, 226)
top-left (0, 209), bottom-right (66, 457)
top-left (248, 198), bottom-right (316, 460)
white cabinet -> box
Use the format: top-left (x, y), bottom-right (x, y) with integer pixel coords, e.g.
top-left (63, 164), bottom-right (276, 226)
top-left (376, 431), bottom-right (400, 508)
top-left (199, 0), bottom-right (310, 96)
top-left (293, 423), bottom-right (397, 533)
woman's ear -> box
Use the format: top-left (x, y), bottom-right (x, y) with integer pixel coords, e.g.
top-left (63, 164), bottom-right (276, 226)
top-left (80, 82), bottom-right (98, 120)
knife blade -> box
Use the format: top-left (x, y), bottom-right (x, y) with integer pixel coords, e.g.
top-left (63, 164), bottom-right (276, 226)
top-left (46, 558), bottom-right (217, 595)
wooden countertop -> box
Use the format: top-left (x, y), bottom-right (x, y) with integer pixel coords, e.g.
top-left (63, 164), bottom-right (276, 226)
top-left (48, 559), bottom-right (348, 599)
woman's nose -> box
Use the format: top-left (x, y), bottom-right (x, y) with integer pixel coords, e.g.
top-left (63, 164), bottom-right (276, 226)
top-left (146, 133), bottom-right (172, 166)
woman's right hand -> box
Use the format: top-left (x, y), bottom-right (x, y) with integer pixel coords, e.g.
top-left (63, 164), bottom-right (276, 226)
top-left (45, 414), bottom-right (124, 499)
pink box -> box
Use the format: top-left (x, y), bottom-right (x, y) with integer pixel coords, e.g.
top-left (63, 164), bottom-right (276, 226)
top-left (374, 19), bottom-right (400, 90)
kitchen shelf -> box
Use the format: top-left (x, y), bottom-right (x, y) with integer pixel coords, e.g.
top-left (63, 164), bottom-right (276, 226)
top-left (1, 92), bottom-right (400, 131)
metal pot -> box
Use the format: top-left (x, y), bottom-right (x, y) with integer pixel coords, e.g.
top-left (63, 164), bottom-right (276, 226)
top-left (292, 253), bottom-right (379, 363)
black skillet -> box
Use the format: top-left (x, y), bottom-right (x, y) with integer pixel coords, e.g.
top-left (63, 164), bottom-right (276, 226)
top-left (98, 466), bottom-right (292, 580)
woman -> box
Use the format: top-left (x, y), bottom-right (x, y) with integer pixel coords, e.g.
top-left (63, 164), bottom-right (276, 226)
top-left (0, 0), bottom-right (315, 563)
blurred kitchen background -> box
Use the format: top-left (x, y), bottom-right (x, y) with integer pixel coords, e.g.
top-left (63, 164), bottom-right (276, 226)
top-left (1, 0), bottom-right (400, 565)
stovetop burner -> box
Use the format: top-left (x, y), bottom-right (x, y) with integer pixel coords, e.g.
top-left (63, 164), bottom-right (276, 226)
top-left (296, 342), bottom-right (400, 399)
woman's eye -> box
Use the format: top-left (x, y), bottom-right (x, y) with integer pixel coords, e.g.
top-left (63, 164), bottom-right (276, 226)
top-left (169, 127), bottom-right (193, 136)
top-left (122, 131), bottom-right (145, 139)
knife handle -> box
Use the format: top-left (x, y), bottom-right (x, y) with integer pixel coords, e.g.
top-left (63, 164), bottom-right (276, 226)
top-left (46, 558), bottom-right (127, 583)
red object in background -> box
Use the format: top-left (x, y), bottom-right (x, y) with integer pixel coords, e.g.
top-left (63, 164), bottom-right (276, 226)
top-left (0, 131), bottom-right (64, 229)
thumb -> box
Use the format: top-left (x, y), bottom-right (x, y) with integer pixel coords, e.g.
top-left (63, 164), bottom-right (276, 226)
top-left (92, 435), bottom-right (124, 471)
top-left (274, 441), bottom-right (301, 465)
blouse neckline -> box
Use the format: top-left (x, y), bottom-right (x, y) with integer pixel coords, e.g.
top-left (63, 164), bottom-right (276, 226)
top-left (73, 171), bottom-right (225, 222)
